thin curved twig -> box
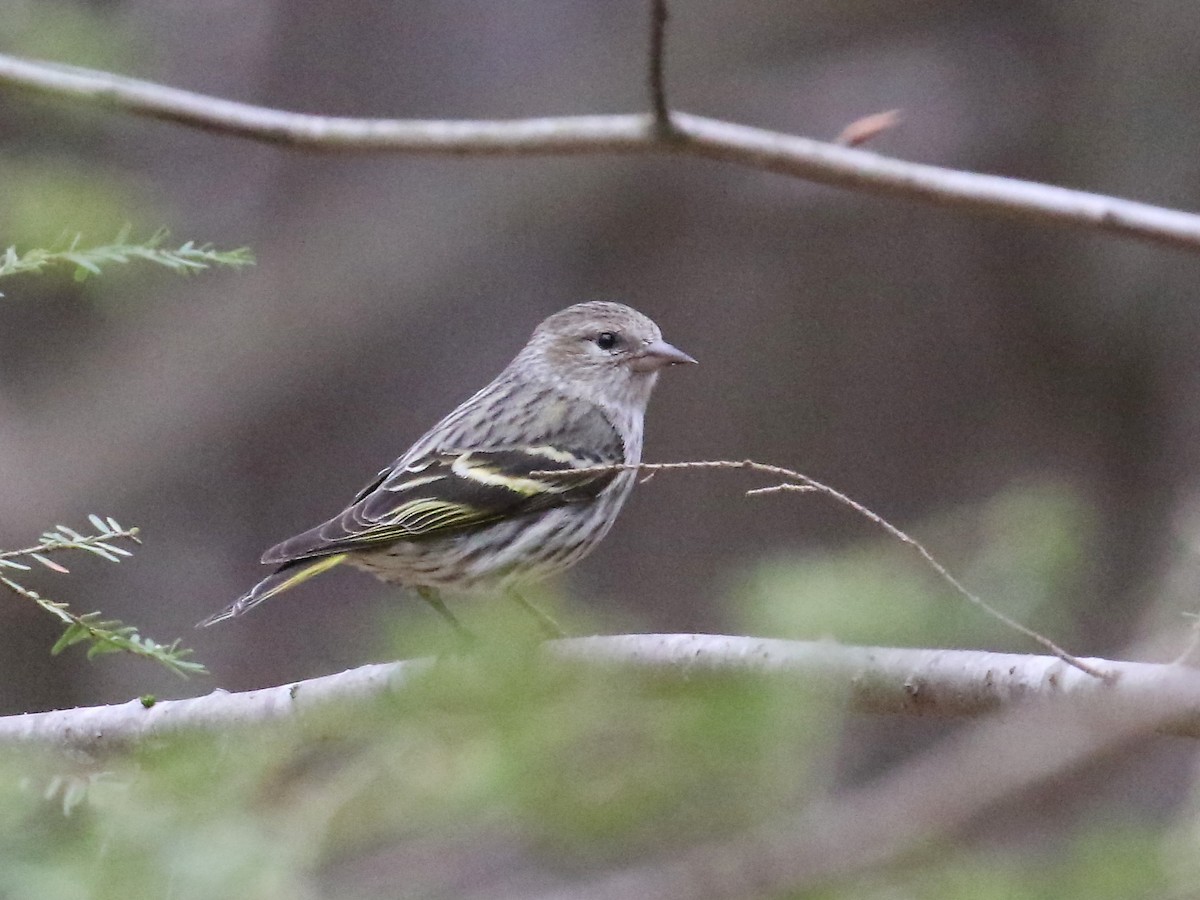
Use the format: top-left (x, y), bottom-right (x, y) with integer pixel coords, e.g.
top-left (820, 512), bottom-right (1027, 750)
top-left (558, 460), bottom-right (1107, 679)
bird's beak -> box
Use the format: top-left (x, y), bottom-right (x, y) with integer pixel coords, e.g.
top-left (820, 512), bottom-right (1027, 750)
top-left (629, 339), bottom-right (698, 373)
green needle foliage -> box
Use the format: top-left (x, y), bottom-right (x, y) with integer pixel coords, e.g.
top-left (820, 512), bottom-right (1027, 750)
top-left (0, 517), bottom-right (206, 677)
top-left (0, 228), bottom-right (253, 294)
top-left (0, 224), bottom-right (243, 676)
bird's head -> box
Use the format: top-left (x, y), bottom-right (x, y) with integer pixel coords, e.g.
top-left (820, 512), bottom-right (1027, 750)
top-left (520, 301), bottom-right (696, 408)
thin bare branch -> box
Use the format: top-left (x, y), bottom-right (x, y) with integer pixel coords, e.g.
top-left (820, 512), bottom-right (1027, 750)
top-left (648, 0), bottom-right (671, 130)
top-left (3, 54), bottom-right (1200, 252)
top-left (553, 459), bottom-right (1106, 678)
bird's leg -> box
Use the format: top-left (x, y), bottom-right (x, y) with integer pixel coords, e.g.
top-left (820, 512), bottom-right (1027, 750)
top-left (505, 587), bottom-right (566, 639)
top-left (416, 587), bottom-right (474, 643)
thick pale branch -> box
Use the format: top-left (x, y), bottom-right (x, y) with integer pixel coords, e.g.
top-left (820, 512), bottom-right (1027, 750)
top-left (516, 641), bottom-right (1200, 900)
top-left (3, 634), bottom-right (1200, 752)
top-left (3, 54), bottom-right (1200, 251)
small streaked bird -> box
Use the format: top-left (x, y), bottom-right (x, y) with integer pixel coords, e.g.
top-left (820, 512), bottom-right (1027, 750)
top-left (199, 301), bottom-right (695, 636)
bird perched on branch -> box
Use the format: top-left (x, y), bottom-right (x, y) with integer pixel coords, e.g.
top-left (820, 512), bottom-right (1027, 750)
top-left (200, 301), bottom-right (696, 636)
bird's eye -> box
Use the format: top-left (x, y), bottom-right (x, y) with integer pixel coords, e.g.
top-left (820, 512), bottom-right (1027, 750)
top-left (594, 331), bottom-right (621, 351)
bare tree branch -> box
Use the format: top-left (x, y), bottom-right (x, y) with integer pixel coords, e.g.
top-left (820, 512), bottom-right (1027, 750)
top-left (3, 634), bottom-right (1199, 753)
top-left (3, 53), bottom-right (1200, 252)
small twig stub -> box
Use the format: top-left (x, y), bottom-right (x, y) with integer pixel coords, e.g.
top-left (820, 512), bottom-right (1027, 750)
top-left (836, 109), bottom-right (902, 147)
top-left (648, 0), bottom-right (672, 129)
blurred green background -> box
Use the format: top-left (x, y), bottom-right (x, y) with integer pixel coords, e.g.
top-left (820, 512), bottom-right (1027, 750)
top-left (3, 0), bottom-right (1200, 895)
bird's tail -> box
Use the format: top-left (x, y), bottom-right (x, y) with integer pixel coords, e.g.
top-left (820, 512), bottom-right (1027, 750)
top-left (197, 553), bottom-right (348, 627)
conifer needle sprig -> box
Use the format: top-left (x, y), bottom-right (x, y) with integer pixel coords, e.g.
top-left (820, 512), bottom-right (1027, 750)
top-left (0, 516), bottom-right (206, 677)
top-left (0, 227), bottom-right (253, 294)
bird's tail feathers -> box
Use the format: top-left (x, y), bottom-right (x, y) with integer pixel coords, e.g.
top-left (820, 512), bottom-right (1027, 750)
top-left (197, 553), bottom-right (348, 627)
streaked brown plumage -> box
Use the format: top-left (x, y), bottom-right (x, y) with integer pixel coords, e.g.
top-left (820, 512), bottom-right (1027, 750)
top-left (200, 301), bottom-right (695, 633)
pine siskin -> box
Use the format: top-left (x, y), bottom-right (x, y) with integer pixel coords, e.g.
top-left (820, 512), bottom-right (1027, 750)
top-left (200, 301), bottom-right (695, 635)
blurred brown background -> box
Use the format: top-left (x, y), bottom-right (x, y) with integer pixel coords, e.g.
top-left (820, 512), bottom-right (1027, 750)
top-left (3, 0), bottom-right (1200, 757)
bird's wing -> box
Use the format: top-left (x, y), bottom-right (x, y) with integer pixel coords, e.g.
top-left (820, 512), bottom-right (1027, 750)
top-left (261, 443), bottom-right (623, 565)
